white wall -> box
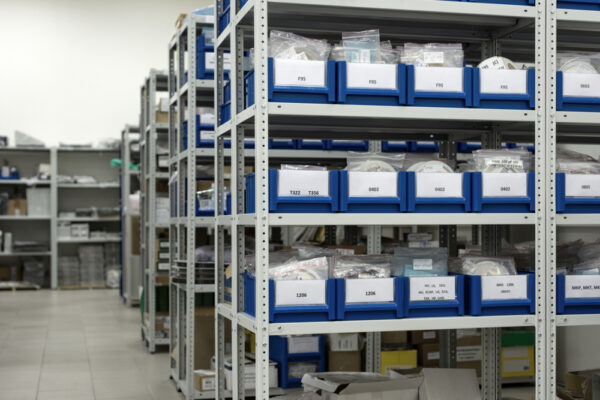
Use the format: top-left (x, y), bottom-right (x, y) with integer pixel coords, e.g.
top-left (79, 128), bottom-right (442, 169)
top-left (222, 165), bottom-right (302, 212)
top-left (0, 0), bottom-right (210, 147)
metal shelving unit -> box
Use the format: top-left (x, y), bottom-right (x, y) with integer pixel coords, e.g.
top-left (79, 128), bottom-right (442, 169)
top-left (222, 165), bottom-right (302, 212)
top-left (213, 1), bottom-right (551, 400)
top-left (121, 125), bottom-right (142, 307)
top-left (140, 70), bottom-right (171, 353)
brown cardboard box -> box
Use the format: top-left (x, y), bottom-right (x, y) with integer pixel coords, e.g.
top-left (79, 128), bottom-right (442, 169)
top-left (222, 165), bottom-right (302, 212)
top-left (194, 307), bottom-right (216, 369)
top-left (382, 331), bottom-right (408, 346)
top-left (410, 331), bottom-right (438, 345)
top-left (194, 370), bottom-right (216, 392)
top-left (155, 111), bottom-right (169, 123)
top-left (328, 350), bottom-right (362, 372)
top-left (457, 334), bottom-right (482, 377)
top-left (0, 265), bottom-right (22, 281)
top-left (8, 199), bottom-right (27, 216)
top-left (131, 216), bottom-right (140, 255)
top-left (564, 369), bottom-right (600, 400)
top-left (418, 343), bottom-right (440, 367)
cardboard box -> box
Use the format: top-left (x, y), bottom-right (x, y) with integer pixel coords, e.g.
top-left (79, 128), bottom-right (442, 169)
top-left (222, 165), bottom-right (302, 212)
top-left (0, 265), bottom-right (22, 281)
top-left (501, 345), bottom-right (534, 378)
top-left (410, 331), bottom-right (438, 345)
top-left (194, 370), bottom-right (216, 392)
top-left (194, 307), bottom-right (216, 369)
top-left (418, 368), bottom-right (481, 400)
top-left (328, 350), bottom-right (362, 372)
top-left (380, 349), bottom-right (417, 376)
top-left (381, 331), bottom-right (408, 346)
top-left (418, 343), bottom-right (440, 368)
top-left (457, 333), bottom-right (482, 377)
top-left (156, 111), bottom-right (169, 123)
top-left (8, 199), bottom-right (27, 216)
top-left (328, 333), bottom-right (360, 352)
top-left (224, 356), bottom-right (278, 390)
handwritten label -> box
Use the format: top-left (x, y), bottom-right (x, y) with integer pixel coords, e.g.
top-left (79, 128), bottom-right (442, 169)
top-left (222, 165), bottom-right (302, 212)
top-left (275, 280), bottom-right (326, 306)
top-left (563, 72), bottom-right (600, 98)
top-left (482, 173), bottom-right (528, 198)
top-left (416, 173), bottom-right (463, 198)
top-left (347, 63), bottom-right (397, 90)
top-left (414, 67), bottom-right (463, 93)
top-left (274, 59), bottom-right (326, 87)
top-left (348, 171), bottom-right (397, 198)
top-left (481, 275), bottom-right (528, 301)
top-left (565, 275), bottom-right (600, 299)
top-left (345, 278), bottom-right (395, 304)
top-left (480, 69), bottom-right (528, 95)
top-left (409, 276), bottom-right (456, 302)
top-left (565, 174), bottom-right (600, 197)
top-left (277, 170), bottom-right (329, 197)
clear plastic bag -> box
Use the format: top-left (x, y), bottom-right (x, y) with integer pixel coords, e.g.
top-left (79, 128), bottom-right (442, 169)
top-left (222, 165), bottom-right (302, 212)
top-left (472, 149), bottom-right (533, 173)
top-left (346, 152), bottom-right (405, 172)
top-left (292, 244), bottom-right (337, 260)
top-left (400, 43), bottom-right (464, 68)
top-left (572, 260), bottom-right (600, 275)
top-left (392, 248), bottom-right (448, 277)
top-left (288, 362), bottom-right (319, 379)
top-left (577, 242), bottom-right (600, 262)
top-left (403, 154), bottom-right (455, 173)
top-left (557, 149), bottom-right (600, 174)
top-left (244, 250), bottom-right (299, 273)
top-left (558, 52), bottom-right (600, 74)
top-left (332, 255), bottom-right (392, 279)
top-left (342, 29), bottom-right (380, 64)
top-left (196, 186), bottom-right (230, 212)
top-left (281, 164), bottom-right (327, 171)
top-left (269, 256), bottom-right (330, 280)
top-left (269, 30), bottom-right (331, 61)
top-left (455, 256), bottom-right (517, 276)
top-left (478, 56), bottom-right (519, 70)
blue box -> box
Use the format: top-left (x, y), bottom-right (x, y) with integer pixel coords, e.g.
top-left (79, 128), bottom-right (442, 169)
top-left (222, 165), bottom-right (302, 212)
top-left (558, 71), bottom-right (600, 112)
top-left (558, 0), bottom-right (600, 9)
top-left (465, 273), bottom-right (535, 316)
top-left (296, 139), bottom-right (328, 150)
top-left (220, 80), bottom-right (232, 124)
top-left (270, 335), bottom-right (325, 388)
top-left (557, 172), bottom-right (600, 213)
top-left (406, 171), bottom-right (471, 213)
top-left (472, 68), bottom-right (535, 109)
top-left (557, 274), bottom-right (600, 314)
top-left (406, 66), bottom-right (473, 108)
top-left (0, 171), bottom-right (19, 180)
top-left (183, 116), bottom-right (215, 149)
top-left (401, 275), bottom-right (465, 318)
top-left (457, 142), bottom-right (481, 153)
top-left (244, 273), bottom-right (336, 322)
top-left (326, 140), bottom-right (369, 151)
top-left (409, 141), bottom-right (439, 153)
top-left (471, 172), bottom-right (535, 213)
top-left (336, 62), bottom-right (406, 106)
top-left (339, 171), bottom-right (406, 213)
top-left (382, 141), bottom-right (409, 152)
top-left (245, 69), bottom-right (254, 108)
top-left (218, 0), bottom-right (230, 33)
top-left (196, 191), bottom-right (231, 216)
top-left (224, 138), bottom-right (255, 149)
top-left (269, 139), bottom-right (297, 149)
top-left (335, 277), bottom-right (403, 320)
top-left (245, 169), bottom-right (339, 213)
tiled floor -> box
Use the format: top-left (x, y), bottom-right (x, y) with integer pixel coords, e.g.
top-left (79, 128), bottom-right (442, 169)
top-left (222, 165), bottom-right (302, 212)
top-left (0, 289), bottom-right (180, 400)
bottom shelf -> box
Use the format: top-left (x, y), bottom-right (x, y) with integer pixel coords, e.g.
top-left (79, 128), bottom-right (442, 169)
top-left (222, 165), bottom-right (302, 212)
top-left (142, 324), bottom-right (169, 345)
top-left (57, 284), bottom-right (108, 290)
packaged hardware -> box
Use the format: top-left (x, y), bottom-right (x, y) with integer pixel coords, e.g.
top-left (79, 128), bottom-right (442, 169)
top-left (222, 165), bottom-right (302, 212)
top-left (392, 247), bottom-right (448, 277)
top-left (269, 30), bottom-right (331, 61)
top-left (558, 52), bottom-right (600, 74)
top-left (268, 256), bottom-right (330, 280)
top-left (557, 149), bottom-right (600, 174)
top-left (403, 155), bottom-right (455, 173)
top-left (452, 256), bottom-right (517, 276)
top-left (471, 149), bottom-right (533, 173)
top-left (331, 254), bottom-right (392, 279)
top-left (346, 152), bottom-right (405, 172)
top-left (400, 43), bottom-right (464, 68)
top-left (478, 56), bottom-right (521, 70)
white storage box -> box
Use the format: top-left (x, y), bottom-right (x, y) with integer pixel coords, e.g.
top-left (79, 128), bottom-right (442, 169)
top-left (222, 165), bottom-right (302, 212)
top-left (26, 188), bottom-right (51, 216)
top-left (224, 357), bottom-right (278, 390)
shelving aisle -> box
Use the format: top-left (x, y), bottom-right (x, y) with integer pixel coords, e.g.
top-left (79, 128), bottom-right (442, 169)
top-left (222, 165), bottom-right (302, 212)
top-left (213, 1), bottom-right (551, 400)
top-left (121, 125), bottom-right (141, 307)
top-left (140, 70), bottom-right (170, 352)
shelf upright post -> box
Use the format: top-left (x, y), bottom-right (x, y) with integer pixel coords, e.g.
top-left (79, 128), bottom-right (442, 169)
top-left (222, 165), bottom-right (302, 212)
top-left (50, 147), bottom-right (58, 289)
top-left (148, 72), bottom-right (158, 354)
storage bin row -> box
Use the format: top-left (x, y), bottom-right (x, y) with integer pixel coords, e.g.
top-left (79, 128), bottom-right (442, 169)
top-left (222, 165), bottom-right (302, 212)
top-left (243, 273), bottom-right (536, 322)
top-left (245, 170), bottom-right (537, 214)
top-left (270, 335), bottom-right (325, 388)
top-left (451, 0), bottom-right (600, 10)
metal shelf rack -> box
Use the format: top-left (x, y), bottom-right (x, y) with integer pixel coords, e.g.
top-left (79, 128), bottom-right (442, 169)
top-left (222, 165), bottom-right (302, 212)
top-left (213, 1), bottom-right (552, 400)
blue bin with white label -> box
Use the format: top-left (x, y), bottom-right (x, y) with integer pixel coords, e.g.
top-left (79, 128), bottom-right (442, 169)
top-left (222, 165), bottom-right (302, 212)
top-left (296, 139), bottom-right (328, 150)
top-left (244, 273), bottom-right (336, 322)
top-left (245, 169), bottom-right (339, 213)
top-left (406, 171), bottom-right (471, 213)
top-left (558, 71), bottom-right (600, 112)
top-left (471, 172), bottom-right (535, 213)
top-left (409, 141), bottom-right (439, 153)
top-left (220, 80), bottom-right (231, 124)
top-left (557, 172), bottom-right (600, 213)
top-left (557, 274), bottom-right (600, 314)
top-left (382, 141), bottom-right (410, 152)
top-left (558, 0), bottom-right (600, 9)
top-left (472, 68), bottom-right (535, 109)
top-left (400, 275), bottom-right (465, 317)
top-left (218, 0), bottom-right (230, 33)
top-left (335, 277), bottom-right (403, 320)
top-left (183, 116), bottom-right (215, 149)
top-left (325, 140), bottom-right (369, 151)
top-left (339, 170), bottom-right (406, 213)
top-left (196, 192), bottom-right (231, 216)
top-left (406, 65), bottom-right (473, 108)
top-left (336, 62), bottom-right (406, 106)
top-left (270, 335), bottom-right (325, 388)
top-left (465, 273), bottom-right (535, 316)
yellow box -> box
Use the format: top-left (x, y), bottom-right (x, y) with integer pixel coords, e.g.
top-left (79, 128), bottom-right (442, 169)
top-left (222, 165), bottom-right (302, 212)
top-left (501, 345), bottom-right (534, 378)
top-left (380, 349), bottom-right (417, 376)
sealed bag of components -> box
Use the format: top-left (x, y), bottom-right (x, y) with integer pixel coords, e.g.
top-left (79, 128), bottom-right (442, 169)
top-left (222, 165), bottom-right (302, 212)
top-left (558, 52), bottom-right (600, 74)
top-left (400, 42), bottom-right (464, 68)
top-left (572, 260), bottom-right (600, 275)
top-left (577, 241), bottom-right (600, 262)
top-left (342, 29), bottom-right (380, 64)
top-left (478, 56), bottom-right (520, 70)
top-left (454, 256), bottom-right (517, 276)
top-left (281, 164), bottom-right (327, 171)
top-left (557, 149), bottom-right (600, 174)
top-left (403, 154), bottom-right (455, 173)
top-left (392, 247), bottom-right (449, 277)
top-left (346, 152), bottom-right (405, 172)
top-left (472, 149), bottom-right (533, 173)
top-left (244, 250), bottom-right (300, 273)
top-left (269, 30), bottom-right (331, 61)
top-left (269, 256), bottom-right (330, 280)
top-left (292, 244), bottom-right (338, 260)
top-left (331, 254), bottom-right (392, 279)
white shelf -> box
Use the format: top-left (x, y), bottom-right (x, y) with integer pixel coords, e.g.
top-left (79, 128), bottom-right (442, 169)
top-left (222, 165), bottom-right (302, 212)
top-left (0, 251), bottom-right (51, 257)
top-left (58, 237), bottom-right (121, 244)
top-left (556, 214), bottom-right (600, 226)
top-left (58, 217), bottom-right (120, 222)
top-left (0, 179), bottom-right (50, 185)
top-left (0, 216), bottom-right (51, 221)
top-left (58, 183), bottom-right (119, 189)
top-left (557, 314), bottom-right (600, 327)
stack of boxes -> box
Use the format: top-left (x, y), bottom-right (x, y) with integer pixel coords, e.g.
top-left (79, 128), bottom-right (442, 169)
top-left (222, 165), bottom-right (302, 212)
top-left (156, 238), bottom-right (169, 271)
top-left (79, 245), bottom-right (105, 286)
top-left (327, 333), bottom-right (362, 372)
top-left (58, 256), bottom-right (80, 286)
top-left (156, 197), bottom-right (169, 225)
top-left (104, 243), bottom-right (120, 271)
top-left (380, 331), bottom-right (417, 375)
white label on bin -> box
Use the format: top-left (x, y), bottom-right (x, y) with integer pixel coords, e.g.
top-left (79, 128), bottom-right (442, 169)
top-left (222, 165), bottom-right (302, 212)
top-left (413, 259), bottom-right (433, 271)
top-left (565, 174), bottom-right (600, 197)
top-left (481, 275), bottom-right (528, 301)
top-left (457, 345), bottom-right (482, 362)
top-left (424, 52), bottom-right (444, 65)
top-left (409, 276), bottom-right (456, 302)
top-left (416, 173), bottom-right (463, 198)
top-left (157, 262), bottom-right (170, 271)
top-left (389, 141), bottom-right (407, 145)
top-left (200, 130), bottom-right (215, 141)
top-left (480, 69), bottom-right (528, 95)
top-left (565, 275), bottom-right (600, 299)
top-left (563, 72), bottom-right (600, 98)
top-left (345, 278), bottom-right (395, 304)
top-left (414, 67), bottom-right (463, 93)
top-left (348, 171), bottom-right (397, 198)
top-left (427, 352), bottom-right (440, 361)
top-left (347, 63), bottom-right (397, 90)
top-left (275, 280), bottom-right (326, 306)
top-left (205, 52), bottom-right (231, 71)
top-left (274, 59), bottom-right (326, 87)
top-left (287, 336), bottom-right (320, 354)
top-left (482, 173), bottom-right (528, 198)
top-left (277, 170), bottom-right (329, 197)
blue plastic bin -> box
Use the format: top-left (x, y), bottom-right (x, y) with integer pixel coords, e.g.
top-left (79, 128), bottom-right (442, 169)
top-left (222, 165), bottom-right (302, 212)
top-left (401, 275), bottom-right (465, 318)
top-left (220, 80), bottom-right (231, 124)
top-left (406, 65), bottom-right (473, 108)
top-left (269, 139), bottom-right (297, 149)
top-left (472, 68), bottom-right (535, 109)
top-left (336, 62), bottom-right (406, 106)
top-left (409, 141), bottom-right (439, 153)
top-left (558, 0), bottom-right (600, 9)
top-left (406, 171), bottom-right (471, 213)
top-left (270, 335), bottom-right (325, 388)
top-left (0, 171), bottom-right (19, 180)
top-left (467, 0), bottom-right (535, 5)
top-left (183, 116), bottom-right (215, 149)
top-left (335, 277), bottom-right (403, 320)
top-left (339, 171), bottom-right (406, 213)
top-left (244, 273), bottom-right (336, 322)
top-left (557, 71), bottom-right (600, 112)
top-left (382, 141), bottom-right (410, 152)
top-left (457, 142), bottom-right (481, 153)
top-left (326, 140), bottom-right (369, 151)
top-left (296, 139), bottom-right (328, 150)
top-left (557, 172), bottom-right (600, 213)
top-left (465, 273), bottom-right (535, 316)
top-left (557, 274), bottom-right (600, 314)
top-left (196, 192), bottom-right (231, 216)
top-left (224, 138), bottom-right (255, 149)
top-left (245, 169), bottom-right (339, 213)
top-left (471, 172), bottom-right (535, 213)
top-left (218, 0), bottom-right (230, 33)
